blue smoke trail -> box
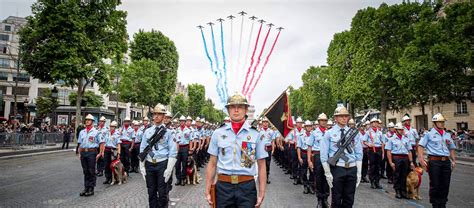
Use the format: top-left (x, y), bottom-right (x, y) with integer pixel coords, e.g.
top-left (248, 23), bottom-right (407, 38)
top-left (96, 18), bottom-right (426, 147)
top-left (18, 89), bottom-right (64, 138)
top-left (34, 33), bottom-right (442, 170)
top-left (200, 29), bottom-right (224, 103)
top-left (219, 21), bottom-right (229, 101)
top-left (210, 25), bottom-right (226, 103)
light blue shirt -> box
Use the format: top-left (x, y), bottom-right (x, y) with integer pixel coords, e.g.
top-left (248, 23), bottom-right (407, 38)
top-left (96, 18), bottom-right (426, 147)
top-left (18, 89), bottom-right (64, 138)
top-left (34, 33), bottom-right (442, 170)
top-left (384, 131), bottom-right (395, 144)
top-left (404, 126), bottom-right (419, 146)
top-left (208, 122), bottom-right (268, 176)
top-left (140, 124), bottom-right (178, 159)
top-left (78, 127), bottom-right (103, 148)
top-left (271, 130), bottom-right (281, 140)
top-left (308, 127), bottom-right (326, 151)
top-left (363, 128), bottom-right (384, 147)
top-left (419, 128), bottom-right (455, 157)
top-left (259, 128), bottom-right (274, 146)
top-left (286, 128), bottom-right (305, 144)
top-left (320, 124), bottom-right (363, 164)
top-left (385, 134), bottom-right (412, 155)
top-left (97, 126), bottom-right (108, 142)
top-left (176, 126), bottom-right (193, 145)
top-left (104, 129), bottom-right (121, 148)
top-left (120, 126), bottom-right (134, 142)
top-left (297, 131), bottom-right (312, 150)
top-left (132, 128), bottom-right (143, 143)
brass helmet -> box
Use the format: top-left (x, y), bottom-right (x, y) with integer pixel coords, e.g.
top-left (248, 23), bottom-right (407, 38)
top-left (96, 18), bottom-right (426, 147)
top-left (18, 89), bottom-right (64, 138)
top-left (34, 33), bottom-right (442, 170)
top-left (99, 116), bottom-right (106, 122)
top-left (110, 121), bottom-right (118, 127)
top-left (225, 92), bottom-right (249, 107)
top-left (348, 119), bottom-right (355, 125)
top-left (296, 117), bottom-right (304, 123)
top-left (153, 103), bottom-right (166, 114)
top-left (387, 122), bottom-right (395, 128)
top-left (261, 117), bottom-right (269, 122)
top-left (432, 113), bottom-right (446, 122)
top-left (179, 115), bottom-right (186, 121)
top-left (317, 113), bottom-right (328, 120)
top-left (165, 111), bottom-right (172, 118)
top-left (370, 117), bottom-right (378, 123)
top-left (333, 106), bottom-right (349, 116)
top-left (124, 117), bottom-right (131, 121)
top-left (402, 115), bottom-right (411, 122)
top-left (143, 117), bottom-right (149, 121)
top-left (304, 120), bottom-right (313, 126)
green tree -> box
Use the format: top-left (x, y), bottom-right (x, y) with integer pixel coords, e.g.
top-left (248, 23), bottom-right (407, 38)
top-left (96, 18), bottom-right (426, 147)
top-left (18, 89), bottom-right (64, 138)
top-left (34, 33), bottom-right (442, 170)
top-left (170, 93), bottom-right (188, 117)
top-left (119, 29), bottom-right (179, 108)
top-left (35, 89), bottom-right (59, 118)
top-left (19, 0), bottom-right (128, 129)
top-left (187, 84), bottom-right (205, 117)
top-left (288, 86), bottom-right (304, 118)
top-left (69, 91), bottom-right (104, 107)
top-left (300, 66), bottom-right (337, 120)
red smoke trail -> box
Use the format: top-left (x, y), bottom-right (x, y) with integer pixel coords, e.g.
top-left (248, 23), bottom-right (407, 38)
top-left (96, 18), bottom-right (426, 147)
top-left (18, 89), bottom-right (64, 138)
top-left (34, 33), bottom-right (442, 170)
top-left (248, 30), bottom-right (281, 101)
top-left (241, 23), bottom-right (263, 94)
top-left (244, 26), bottom-right (271, 95)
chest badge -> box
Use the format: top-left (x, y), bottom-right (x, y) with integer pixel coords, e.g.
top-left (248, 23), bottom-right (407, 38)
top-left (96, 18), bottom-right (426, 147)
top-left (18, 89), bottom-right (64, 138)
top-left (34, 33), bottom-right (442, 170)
top-left (247, 136), bottom-right (251, 141)
top-left (221, 135), bottom-right (227, 140)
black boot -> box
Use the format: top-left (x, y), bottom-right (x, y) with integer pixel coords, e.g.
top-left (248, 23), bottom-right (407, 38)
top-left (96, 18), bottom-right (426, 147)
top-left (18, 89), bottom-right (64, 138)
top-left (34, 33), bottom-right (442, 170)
top-left (175, 179), bottom-right (181, 186)
top-left (84, 187), bottom-right (94, 196)
top-left (97, 171), bottom-right (103, 177)
top-left (266, 177), bottom-right (271, 184)
top-left (79, 188), bottom-right (88, 196)
top-left (293, 178), bottom-right (298, 185)
top-left (370, 181), bottom-right (376, 189)
top-left (388, 178), bottom-right (393, 184)
top-left (181, 180), bottom-right (186, 186)
top-left (396, 190), bottom-right (402, 199)
top-left (362, 176), bottom-right (369, 183)
top-left (103, 179), bottom-right (111, 184)
top-left (401, 191), bottom-right (409, 199)
top-left (303, 185), bottom-right (309, 194)
top-left (309, 186), bottom-right (315, 194)
top-left (381, 174), bottom-right (387, 179)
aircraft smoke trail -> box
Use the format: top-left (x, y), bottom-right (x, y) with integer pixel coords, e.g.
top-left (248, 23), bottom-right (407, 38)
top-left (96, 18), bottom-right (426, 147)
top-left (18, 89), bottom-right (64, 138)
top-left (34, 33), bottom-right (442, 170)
top-left (219, 20), bottom-right (229, 100)
top-left (240, 17), bottom-right (256, 92)
top-left (235, 14), bottom-right (245, 88)
top-left (248, 30), bottom-right (282, 101)
top-left (241, 21), bottom-right (263, 94)
top-left (244, 26), bottom-right (272, 95)
top-left (209, 24), bottom-right (226, 102)
top-left (199, 28), bottom-right (224, 103)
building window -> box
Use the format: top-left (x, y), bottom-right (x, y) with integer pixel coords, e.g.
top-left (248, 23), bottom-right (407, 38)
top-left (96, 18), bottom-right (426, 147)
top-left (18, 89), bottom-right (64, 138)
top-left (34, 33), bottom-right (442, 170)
top-left (4, 25), bottom-right (11, 31)
top-left (456, 122), bottom-right (468, 131)
top-left (0, 58), bottom-right (9, 68)
top-left (0, 72), bottom-right (8, 81)
top-left (456, 101), bottom-right (468, 114)
top-left (0, 86), bottom-right (7, 95)
top-left (15, 87), bottom-right (29, 96)
top-left (0, 44), bottom-right (6, 54)
top-left (13, 73), bottom-right (30, 82)
top-left (0, 34), bottom-right (9, 41)
top-left (388, 119), bottom-right (396, 125)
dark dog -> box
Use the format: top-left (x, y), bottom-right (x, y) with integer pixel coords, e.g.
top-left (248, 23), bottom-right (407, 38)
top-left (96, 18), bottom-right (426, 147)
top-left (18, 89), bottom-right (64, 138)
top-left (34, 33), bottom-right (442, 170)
top-left (186, 155), bottom-right (199, 185)
top-left (110, 156), bottom-right (127, 185)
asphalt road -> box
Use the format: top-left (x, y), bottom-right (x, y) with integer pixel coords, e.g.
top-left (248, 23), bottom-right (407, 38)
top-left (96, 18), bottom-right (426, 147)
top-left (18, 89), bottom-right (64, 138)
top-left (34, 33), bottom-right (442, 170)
top-left (0, 152), bottom-right (473, 207)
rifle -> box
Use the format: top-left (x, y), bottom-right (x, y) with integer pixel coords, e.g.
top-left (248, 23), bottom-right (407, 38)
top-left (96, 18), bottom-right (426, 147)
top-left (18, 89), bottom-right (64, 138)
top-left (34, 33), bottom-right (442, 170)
top-left (138, 125), bottom-right (167, 162)
top-left (327, 111), bottom-right (371, 166)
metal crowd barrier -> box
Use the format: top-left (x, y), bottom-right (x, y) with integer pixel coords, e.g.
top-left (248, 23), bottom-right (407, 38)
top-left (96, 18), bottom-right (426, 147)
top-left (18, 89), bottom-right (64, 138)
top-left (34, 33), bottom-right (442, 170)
top-left (0, 132), bottom-right (65, 150)
top-left (455, 139), bottom-right (474, 154)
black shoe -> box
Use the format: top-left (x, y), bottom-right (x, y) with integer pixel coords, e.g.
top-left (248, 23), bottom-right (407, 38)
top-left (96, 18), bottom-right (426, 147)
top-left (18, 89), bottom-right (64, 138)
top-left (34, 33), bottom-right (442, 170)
top-left (309, 187), bottom-right (315, 194)
top-left (375, 182), bottom-right (383, 189)
top-left (181, 180), bottom-right (186, 186)
top-left (396, 190), bottom-right (402, 199)
top-left (388, 179), bottom-right (393, 184)
top-left (401, 192), bottom-right (409, 199)
top-left (290, 175), bottom-right (295, 179)
top-left (317, 199), bottom-right (323, 208)
top-left (362, 176), bottom-right (369, 183)
top-left (79, 188), bottom-right (88, 196)
top-left (103, 179), bottom-right (111, 184)
top-left (266, 178), bottom-right (271, 184)
top-left (370, 182), bottom-right (376, 189)
top-left (84, 188), bottom-right (94, 197)
top-left (293, 179), bottom-right (298, 185)
top-left (297, 179), bottom-right (302, 185)
top-left (175, 180), bottom-right (181, 186)
top-left (97, 171), bottom-right (103, 177)
top-left (303, 186), bottom-right (310, 194)
top-left (381, 175), bottom-right (387, 179)
top-left (285, 171), bottom-right (291, 175)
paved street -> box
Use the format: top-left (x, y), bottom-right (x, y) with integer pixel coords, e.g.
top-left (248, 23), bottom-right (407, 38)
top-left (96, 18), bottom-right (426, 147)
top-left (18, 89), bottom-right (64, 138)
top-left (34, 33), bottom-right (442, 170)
top-left (1, 152), bottom-right (473, 208)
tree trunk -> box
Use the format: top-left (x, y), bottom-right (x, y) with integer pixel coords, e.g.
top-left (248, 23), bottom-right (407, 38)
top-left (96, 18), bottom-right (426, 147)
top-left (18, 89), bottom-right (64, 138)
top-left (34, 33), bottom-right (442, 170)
top-left (74, 79), bottom-right (84, 142)
top-left (380, 97), bottom-right (387, 127)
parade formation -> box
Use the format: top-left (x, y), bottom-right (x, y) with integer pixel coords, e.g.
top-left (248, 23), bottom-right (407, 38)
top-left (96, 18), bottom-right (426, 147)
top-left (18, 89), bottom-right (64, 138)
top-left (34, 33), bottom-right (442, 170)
top-left (73, 91), bottom-right (458, 208)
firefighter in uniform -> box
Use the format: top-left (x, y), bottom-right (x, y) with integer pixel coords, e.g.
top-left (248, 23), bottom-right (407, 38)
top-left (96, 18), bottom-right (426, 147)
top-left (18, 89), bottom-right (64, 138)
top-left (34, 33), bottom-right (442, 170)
top-left (287, 117), bottom-right (305, 185)
top-left (298, 120), bottom-right (314, 194)
top-left (78, 114), bottom-right (105, 197)
top-left (205, 92), bottom-right (268, 208)
top-left (120, 117), bottom-right (134, 173)
top-left (308, 113), bottom-right (330, 208)
top-left (260, 117), bottom-right (274, 184)
top-left (385, 122), bottom-right (396, 184)
top-left (359, 121), bottom-right (370, 183)
top-left (363, 118), bottom-right (384, 189)
top-left (320, 107), bottom-right (362, 207)
top-left (175, 115), bottom-right (192, 186)
top-left (96, 116), bottom-right (108, 177)
top-left (386, 122), bottom-right (415, 199)
top-left (131, 120), bottom-right (142, 173)
top-left (103, 121), bottom-right (121, 184)
top-left (402, 115), bottom-right (419, 166)
top-left (417, 113), bottom-right (456, 208)
top-left (139, 104), bottom-right (177, 208)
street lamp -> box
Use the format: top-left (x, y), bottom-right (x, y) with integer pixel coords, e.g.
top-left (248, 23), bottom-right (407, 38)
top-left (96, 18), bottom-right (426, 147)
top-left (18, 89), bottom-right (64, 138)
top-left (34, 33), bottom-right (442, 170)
top-left (51, 86), bottom-right (58, 125)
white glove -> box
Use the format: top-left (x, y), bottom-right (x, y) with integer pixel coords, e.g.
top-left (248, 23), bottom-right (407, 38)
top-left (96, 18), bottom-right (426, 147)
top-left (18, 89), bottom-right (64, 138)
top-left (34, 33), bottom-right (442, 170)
top-left (356, 161), bottom-right (362, 188)
top-left (322, 162), bottom-right (333, 188)
top-left (164, 157), bottom-right (177, 183)
top-left (139, 161), bottom-right (146, 181)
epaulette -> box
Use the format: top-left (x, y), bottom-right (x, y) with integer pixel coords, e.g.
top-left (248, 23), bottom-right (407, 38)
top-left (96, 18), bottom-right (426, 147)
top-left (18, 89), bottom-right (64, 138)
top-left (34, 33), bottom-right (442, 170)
top-left (250, 126), bottom-right (258, 131)
top-left (219, 123), bottom-right (226, 128)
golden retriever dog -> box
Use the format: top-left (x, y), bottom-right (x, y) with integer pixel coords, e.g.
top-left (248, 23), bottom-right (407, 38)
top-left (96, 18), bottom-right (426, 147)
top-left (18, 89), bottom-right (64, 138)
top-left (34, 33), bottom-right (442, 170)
top-left (406, 166), bottom-right (423, 200)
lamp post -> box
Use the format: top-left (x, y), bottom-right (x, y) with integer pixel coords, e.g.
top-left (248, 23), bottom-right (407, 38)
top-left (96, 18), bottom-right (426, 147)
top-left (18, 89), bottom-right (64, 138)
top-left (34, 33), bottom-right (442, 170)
top-left (51, 86), bottom-right (58, 125)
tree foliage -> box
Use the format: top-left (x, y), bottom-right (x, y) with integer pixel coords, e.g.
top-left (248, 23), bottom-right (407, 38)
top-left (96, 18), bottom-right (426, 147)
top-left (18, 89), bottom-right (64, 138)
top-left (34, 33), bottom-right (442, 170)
top-left (170, 93), bottom-right (188, 117)
top-left (35, 89), bottom-right (59, 118)
top-left (187, 84), bottom-right (206, 117)
top-left (69, 91), bottom-right (104, 107)
top-left (19, 0), bottom-right (128, 127)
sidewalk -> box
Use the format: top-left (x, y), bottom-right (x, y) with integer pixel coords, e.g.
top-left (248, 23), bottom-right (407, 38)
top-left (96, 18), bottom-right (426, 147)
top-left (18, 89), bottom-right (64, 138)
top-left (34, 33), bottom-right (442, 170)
top-left (0, 143), bottom-right (76, 160)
